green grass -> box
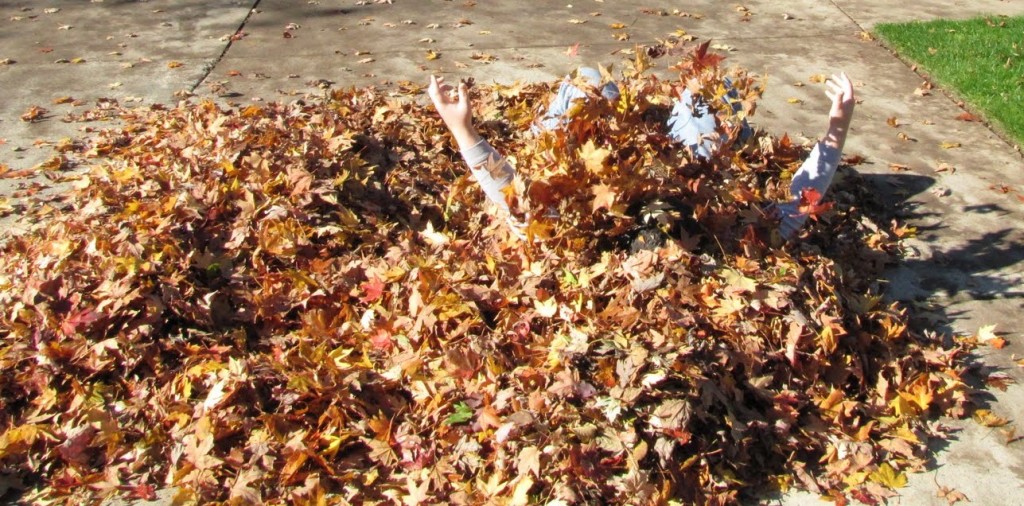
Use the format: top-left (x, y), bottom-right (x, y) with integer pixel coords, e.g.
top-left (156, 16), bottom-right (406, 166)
top-left (875, 15), bottom-right (1024, 144)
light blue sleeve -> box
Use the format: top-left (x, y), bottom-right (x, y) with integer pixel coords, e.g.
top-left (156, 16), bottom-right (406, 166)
top-left (666, 80), bottom-right (753, 160)
top-left (461, 139), bottom-right (514, 210)
top-left (666, 88), bottom-right (719, 159)
top-left (534, 67), bottom-right (620, 133)
top-left (775, 141), bottom-right (842, 238)
top-left (535, 80), bottom-right (589, 132)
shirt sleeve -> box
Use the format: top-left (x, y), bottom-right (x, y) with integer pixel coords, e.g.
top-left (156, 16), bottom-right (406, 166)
top-left (776, 141), bottom-right (842, 239)
top-left (461, 138), bottom-right (515, 210)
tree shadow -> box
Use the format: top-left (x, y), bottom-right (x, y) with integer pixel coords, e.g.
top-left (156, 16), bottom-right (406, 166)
top-left (854, 170), bottom-right (1024, 320)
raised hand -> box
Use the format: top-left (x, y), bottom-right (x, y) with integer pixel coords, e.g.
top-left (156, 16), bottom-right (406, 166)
top-left (823, 72), bottom-right (855, 151)
top-left (427, 75), bottom-right (482, 151)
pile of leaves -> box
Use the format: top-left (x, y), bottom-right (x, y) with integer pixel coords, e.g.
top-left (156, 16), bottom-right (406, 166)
top-left (0, 46), bottom-right (972, 505)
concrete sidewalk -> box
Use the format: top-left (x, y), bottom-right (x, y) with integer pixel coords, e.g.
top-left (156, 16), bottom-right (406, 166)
top-left (2, 1), bottom-right (1024, 504)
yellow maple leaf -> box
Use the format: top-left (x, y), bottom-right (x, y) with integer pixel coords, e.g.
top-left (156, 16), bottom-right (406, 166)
top-left (973, 409), bottom-right (1009, 427)
top-left (869, 463), bottom-right (907, 489)
top-left (721, 268), bottom-right (757, 294)
top-left (889, 395), bottom-right (916, 418)
top-left (579, 140), bottom-right (611, 174)
top-left (898, 378), bottom-right (933, 412)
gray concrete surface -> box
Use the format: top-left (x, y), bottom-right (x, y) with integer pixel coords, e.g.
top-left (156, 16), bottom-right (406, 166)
top-left (2, 1), bottom-right (1024, 504)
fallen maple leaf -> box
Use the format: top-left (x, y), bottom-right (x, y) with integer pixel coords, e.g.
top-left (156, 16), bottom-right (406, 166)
top-left (972, 409), bottom-right (1009, 427)
top-left (20, 106), bottom-right (48, 122)
top-left (936, 484), bottom-right (969, 506)
top-left (60, 308), bottom-right (100, 337)
top-left (797, 187), bottom-right (832, 221)
top-left (360, 278), bottom-right (386, 303)
top-left (127, 483), bottom-right (157, 501)
top-left (976, 324), bottom-right (999, 342)
top-left (591, 183), bottom-right (616, 211)
top-left (369, 328), bottom-right (394, 351)
top-left (869, 463), bottom-right (907, 489)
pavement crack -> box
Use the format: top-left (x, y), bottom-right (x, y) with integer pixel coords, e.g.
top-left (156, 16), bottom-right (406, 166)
top-left (827, 0), bottom-right (867, 33)
top-left (190, 0), bottom-right (263, 93)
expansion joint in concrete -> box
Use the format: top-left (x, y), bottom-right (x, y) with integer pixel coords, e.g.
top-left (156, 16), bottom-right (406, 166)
top-left (190, 0), bottom-right (264, 93)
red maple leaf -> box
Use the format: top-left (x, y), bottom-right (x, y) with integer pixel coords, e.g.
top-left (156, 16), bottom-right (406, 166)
top-left (127, 484), bottom-right (157, 501)
top-left (360, 278), bottom-right (386, 304)
top-left (797, 187), bottom-right (833, 222)
top-left (369, 328), bottom-right (394, 351)
top-left (676, 40), bottom-right (725, 73)
top-left (60, 308), bottom-right (100, 337)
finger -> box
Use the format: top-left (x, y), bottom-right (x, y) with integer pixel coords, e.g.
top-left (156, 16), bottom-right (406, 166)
top-left (457, 82), bottom-right (468, 104)
top-left (825, 89), bottom-right (838, 103)
top-left (826, 80), bottom-right (844, 96)
top-left (840, 72), bottom-right (854, 95)
top-left (432, 77), bottom-right (454, 99)
top-left (831, 73), bottom-right (851, 93)
top-left (434, 76), bottom-right (452, 93)
top-left (428, 75), bottom-right (441, 100)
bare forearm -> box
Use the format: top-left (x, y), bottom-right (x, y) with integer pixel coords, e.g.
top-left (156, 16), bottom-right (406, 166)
top-left (823, 119), bottom-right (849, 152)
top-left (448, 124), bottom-right (483, 153)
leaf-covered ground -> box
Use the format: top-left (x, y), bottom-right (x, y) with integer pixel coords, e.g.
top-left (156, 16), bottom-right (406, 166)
top-left (0, 47), bottom-right (972, 505)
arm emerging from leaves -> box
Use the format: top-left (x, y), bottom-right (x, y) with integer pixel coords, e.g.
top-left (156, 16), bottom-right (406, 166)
top-left (777, 72), bottom-right (855, 239)
top-left (427, 75), bottom-right (515, 210)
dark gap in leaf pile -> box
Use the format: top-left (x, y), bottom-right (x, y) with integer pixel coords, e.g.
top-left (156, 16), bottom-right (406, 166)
top-left (0, 44), bottom-right (972, 504)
